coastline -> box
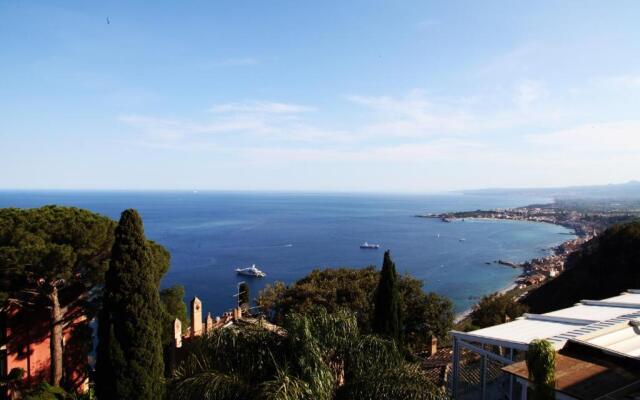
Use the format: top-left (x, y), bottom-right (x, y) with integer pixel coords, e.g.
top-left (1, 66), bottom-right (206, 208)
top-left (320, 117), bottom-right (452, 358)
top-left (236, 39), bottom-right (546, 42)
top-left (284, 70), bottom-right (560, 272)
top-left (443, 215), bottom-right (584, 325)
top-left (454, 282), bottom-right (517, 323)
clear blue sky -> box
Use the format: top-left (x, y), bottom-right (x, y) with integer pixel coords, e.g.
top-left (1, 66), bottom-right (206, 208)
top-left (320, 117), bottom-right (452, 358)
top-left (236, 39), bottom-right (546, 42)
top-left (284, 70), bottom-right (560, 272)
top-left (2, 1), bottom-right (640, 192)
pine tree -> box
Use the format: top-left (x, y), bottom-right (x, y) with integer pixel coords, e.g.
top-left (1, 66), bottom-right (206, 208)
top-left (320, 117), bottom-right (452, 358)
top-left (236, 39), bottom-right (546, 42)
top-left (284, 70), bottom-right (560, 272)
top-left (96, 209), bottom-right (165, 399)
top-left (372, 250), bottom-right (403, 341)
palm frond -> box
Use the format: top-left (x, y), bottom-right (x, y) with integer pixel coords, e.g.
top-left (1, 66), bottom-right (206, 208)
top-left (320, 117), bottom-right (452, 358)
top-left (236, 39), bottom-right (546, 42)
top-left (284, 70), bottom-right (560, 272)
top-left (259, 366), bottom-right (313, 400)
top-left (338, 363), bottom-right (447, 400)
top-left (170, 368), bottom-right (251, 400)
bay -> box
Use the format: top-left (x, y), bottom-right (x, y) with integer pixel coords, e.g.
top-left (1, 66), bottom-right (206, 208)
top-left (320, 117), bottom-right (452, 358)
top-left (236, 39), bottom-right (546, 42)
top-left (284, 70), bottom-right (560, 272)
top-left (0, 191), bottom-right (576, 314)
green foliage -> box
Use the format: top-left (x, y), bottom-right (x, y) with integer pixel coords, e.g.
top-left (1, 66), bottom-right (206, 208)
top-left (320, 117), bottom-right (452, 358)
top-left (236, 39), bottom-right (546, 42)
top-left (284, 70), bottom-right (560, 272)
top-left (257, 265), bottom-right (453, 349)
top-left (524, 221), bottom-right (640, 313)
top-left (372, 250), bottom-right (402, 341)
top-left (526, 339), bottom-right (556, 400)
top-left (95, 209), bottom-right (166, 400)
top-left (160, 284), bottom-right (189, 344)
top-left (0, 206), bottom-right (115, 388)
top-left (401, 278), bottom-right (454, 350)
top-left (470, 292), bottom-right (528, 329)
top-left (168, 308), bottom-right (444, 400)
top-left (148, 239), bottom-right (171, 283)
top-left (238, 282), bottom-right (250, 307)
top-left (258, 269), bottom-right (376, 328)
top-left (7, 367), bottom-right (25, 381)
top-left (0, 206), bottom-right (115, 309)
top-left (23, 383), bottom-right (74, 400)
top-left (0, 367), bottom-right (25, 394)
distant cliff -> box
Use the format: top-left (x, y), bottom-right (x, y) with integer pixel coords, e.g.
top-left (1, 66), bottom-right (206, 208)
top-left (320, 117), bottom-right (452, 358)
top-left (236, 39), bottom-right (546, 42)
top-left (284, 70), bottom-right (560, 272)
top-left (522, 221), bottom-right (640, 313)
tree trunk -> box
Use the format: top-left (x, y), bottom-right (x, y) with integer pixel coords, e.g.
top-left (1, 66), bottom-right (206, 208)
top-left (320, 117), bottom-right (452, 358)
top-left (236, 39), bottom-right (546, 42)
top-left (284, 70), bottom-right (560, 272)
top-left (49, 286), bottom-right (64, 387)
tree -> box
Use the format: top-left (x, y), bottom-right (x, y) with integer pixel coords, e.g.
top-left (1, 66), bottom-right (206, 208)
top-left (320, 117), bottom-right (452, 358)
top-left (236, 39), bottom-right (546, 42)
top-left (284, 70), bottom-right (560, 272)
top-left (168, 308), bottom-right (444, 400)
top-left (257, 266), bottom-right (453, 348)
top-left (524, 221), bottom-right (640, 313)
top-left (372, 250), bottom-right (402, 341)
top-left (96, 209), bottom-right (165, 400)
top-left (400, 278), bottom-right (454, 350)
top-left (22, 382), bottom-right (74, 400)
top-left (0, 206), bottom-right (115, 388)
top-left (470, 292), bottom-right (528, 329)
top-left (238, 282), bottom-right (250, 308)
top-left (160, 285), bottom-right (190, 344)
top-left (526, 339), bottom-right (556, 400)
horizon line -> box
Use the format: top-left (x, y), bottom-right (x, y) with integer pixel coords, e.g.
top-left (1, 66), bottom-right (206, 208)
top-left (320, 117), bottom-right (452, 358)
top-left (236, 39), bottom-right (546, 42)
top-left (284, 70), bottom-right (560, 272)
top-left (0, 179), bottom-right (638, 196)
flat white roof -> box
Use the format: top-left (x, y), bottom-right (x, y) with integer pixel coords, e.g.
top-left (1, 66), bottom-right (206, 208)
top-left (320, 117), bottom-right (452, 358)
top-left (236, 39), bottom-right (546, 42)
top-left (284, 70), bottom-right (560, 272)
top-left (452, 289), bottom-right (640, 350)
top-left (575, 320), bottom-right (640, 358)
top-left (598, 292), bottom-right (640, 305)
top-left (546, 303), bottom-right (640, 322)
top-left (467, 318), bottom-right (583, 346)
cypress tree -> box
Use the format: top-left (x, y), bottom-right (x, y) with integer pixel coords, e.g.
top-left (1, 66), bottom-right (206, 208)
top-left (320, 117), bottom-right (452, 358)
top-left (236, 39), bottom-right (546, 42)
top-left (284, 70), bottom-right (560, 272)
top-left (96, 209), bottom-right (165, 399)
top-left (238, 282), bottom-right (250, 307)
top-left (372, 250), bottom-right (402, 341)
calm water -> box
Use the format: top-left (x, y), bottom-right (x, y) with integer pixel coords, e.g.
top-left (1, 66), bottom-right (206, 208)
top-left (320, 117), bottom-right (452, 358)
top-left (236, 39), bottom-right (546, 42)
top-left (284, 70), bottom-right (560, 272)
top-left (0, 191), bottom-right (575, 313)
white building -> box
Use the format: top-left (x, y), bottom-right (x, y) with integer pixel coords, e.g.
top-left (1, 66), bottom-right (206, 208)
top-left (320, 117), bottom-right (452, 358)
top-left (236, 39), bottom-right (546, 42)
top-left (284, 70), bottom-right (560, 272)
top-left (450, 290), bottom-right (640, 399)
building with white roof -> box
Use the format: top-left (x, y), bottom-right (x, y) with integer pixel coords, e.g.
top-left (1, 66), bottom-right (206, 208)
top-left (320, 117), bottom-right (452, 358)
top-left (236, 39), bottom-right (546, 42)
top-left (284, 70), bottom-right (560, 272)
top-left (449, 289), bottom-right (640, 399)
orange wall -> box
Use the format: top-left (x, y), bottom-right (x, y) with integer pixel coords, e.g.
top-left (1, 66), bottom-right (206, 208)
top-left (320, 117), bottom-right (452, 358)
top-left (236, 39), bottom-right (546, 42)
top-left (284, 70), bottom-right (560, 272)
top-left (3, 305), bottom-right (88, 393)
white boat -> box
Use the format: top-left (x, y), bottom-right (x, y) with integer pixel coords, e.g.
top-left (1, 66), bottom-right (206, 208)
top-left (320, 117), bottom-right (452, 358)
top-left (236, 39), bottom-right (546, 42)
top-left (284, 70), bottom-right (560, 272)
top-left (236, 264), bottom-right (266, 277)
top-left (360, 241), bottom-right (380, 249)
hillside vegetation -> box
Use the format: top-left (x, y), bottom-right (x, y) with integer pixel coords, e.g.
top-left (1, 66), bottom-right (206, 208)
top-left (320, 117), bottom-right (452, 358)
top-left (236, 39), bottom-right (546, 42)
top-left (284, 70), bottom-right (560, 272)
top-left (257, 265), bottom-right (454, 350)
top-left (523, 221), bottom-right (640, 313)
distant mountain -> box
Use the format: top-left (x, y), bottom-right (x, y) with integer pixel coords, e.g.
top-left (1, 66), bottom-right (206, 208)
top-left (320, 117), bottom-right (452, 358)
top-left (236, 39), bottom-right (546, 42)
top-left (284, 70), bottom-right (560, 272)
top-left (464, 181), bottom-right (640, 201)
top-left (522, 221), bottom-right (640, 313)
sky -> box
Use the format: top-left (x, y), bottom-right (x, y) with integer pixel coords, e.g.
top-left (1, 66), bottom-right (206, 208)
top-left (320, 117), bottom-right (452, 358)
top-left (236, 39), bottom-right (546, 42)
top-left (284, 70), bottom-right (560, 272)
top-left (1, 1), bottom-right (640, 193)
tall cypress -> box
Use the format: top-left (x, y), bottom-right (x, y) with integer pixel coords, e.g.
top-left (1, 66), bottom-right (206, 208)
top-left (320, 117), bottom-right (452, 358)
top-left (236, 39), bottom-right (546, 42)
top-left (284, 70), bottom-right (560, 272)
top-left (238, 282), bottom-right (250, 307)
top-left (96, 209), bottom-right (165, 399)
top-left (372, 250), bottom-right (402, 341)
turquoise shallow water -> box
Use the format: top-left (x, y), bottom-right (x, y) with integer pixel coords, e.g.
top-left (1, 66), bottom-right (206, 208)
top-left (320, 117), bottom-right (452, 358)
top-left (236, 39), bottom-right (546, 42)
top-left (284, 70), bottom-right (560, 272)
top-left (0, 191), bottom-right (576, 313)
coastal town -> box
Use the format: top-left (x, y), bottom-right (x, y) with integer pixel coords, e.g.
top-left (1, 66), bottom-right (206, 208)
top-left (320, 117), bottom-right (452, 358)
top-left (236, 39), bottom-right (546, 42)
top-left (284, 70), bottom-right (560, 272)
top-left (417, 201), bottom-right (640, 293)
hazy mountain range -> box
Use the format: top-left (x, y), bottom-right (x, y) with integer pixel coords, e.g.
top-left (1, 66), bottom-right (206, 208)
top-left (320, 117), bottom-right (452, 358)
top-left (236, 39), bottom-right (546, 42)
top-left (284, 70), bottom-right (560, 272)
top-left (463, 181), bottom-right (640, 201)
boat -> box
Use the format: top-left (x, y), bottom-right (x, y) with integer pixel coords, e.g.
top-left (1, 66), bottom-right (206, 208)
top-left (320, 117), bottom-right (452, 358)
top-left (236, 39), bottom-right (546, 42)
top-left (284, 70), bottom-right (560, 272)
top-left (360, 242), bottom-right (380, 249)
top-left (459, 238), bottom-right (466, 242)
top-left (235, 264), bottom-right (266, 277)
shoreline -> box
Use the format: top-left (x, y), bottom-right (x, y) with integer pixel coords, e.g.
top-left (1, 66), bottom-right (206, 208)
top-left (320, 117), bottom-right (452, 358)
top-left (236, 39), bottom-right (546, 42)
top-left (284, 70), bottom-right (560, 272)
top-left (452, 230), bottom-right (581, 325)
top-left (444, 216), bottom-right (585, 325)
top-left (454, 282), bottom-right (517, 323)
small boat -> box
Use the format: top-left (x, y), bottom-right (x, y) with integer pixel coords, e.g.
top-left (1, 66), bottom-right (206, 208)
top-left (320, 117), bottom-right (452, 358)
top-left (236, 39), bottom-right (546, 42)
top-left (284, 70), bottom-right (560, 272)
top-left (459, 238), bottom-right (466, 242)
top-left (236, 264), bottom-right (266, 277)
top-left (360, 242), bottom-right (380, 249)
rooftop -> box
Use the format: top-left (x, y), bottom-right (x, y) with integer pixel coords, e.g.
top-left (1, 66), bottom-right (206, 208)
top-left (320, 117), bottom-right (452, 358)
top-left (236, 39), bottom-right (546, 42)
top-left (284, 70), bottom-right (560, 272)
top-left (452, 290), bottom-right (640, 351)
top-left (503, 340), bottom-right (640, 399)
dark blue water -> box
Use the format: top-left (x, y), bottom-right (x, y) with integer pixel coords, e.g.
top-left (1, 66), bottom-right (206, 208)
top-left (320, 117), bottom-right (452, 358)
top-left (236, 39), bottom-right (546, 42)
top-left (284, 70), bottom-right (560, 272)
top-left (0, 191), bottom-right (575, 313)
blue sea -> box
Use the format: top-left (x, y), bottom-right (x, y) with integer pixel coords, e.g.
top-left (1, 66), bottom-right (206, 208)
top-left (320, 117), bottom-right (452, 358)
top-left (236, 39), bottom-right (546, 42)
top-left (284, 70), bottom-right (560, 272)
top-left (0, 191), bottom-right (576, 314)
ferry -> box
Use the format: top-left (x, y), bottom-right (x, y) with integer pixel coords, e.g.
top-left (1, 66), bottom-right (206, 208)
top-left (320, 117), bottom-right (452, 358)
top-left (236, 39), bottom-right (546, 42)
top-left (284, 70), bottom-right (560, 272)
top-left (235, 264), bottom-right (266, 277)
top-left (360, 242), bottom-right (381, 249)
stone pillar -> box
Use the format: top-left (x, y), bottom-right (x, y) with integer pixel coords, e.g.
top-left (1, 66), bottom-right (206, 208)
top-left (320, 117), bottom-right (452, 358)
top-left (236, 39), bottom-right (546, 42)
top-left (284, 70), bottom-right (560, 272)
top-left (429, 335), bottom-right (438, 356)
top-left (190, 297), bottom-right (203, 337)
top-left (174, 318), bottom-right (183, 348)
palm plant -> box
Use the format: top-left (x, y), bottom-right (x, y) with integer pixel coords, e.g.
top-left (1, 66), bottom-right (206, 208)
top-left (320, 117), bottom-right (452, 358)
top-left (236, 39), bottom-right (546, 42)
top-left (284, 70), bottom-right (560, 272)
top-left (168, 309), bottom-right (446, 400)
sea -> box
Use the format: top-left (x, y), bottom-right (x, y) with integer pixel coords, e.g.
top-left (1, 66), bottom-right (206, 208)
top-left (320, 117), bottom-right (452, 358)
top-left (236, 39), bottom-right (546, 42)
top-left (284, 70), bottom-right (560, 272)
top-left (0, 191), bottom-right (576, 314)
